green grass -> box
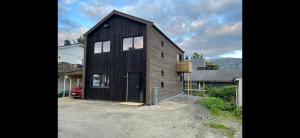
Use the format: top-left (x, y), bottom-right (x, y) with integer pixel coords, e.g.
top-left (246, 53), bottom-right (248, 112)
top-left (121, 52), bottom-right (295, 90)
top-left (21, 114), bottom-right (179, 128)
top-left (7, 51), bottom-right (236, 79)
top-left (205, 121), bottom-right (236, 138)
top-left (200, 97), bottom-right (242, 120)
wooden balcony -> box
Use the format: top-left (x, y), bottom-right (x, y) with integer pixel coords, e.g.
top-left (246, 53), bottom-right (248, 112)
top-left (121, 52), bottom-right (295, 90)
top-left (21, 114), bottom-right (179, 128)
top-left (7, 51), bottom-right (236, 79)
top-left (177, 61), bottom-right (192, 73)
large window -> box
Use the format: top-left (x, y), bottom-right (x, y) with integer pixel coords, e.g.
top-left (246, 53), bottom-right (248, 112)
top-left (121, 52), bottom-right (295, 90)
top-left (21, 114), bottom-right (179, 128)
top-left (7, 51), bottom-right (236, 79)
top-left (92, 74), bottom-right (110, 88)
top-left (123, 37), bottom-right (133, 50)
top-left (94, 41), bottom-right (110, 53)
top-left (123, 36), bottom-right (143, 51)
top-left (134, 36), bottom-right (143, 49)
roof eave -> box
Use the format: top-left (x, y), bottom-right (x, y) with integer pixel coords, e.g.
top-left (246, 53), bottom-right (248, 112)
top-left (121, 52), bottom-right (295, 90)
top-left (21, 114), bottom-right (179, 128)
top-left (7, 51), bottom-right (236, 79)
top-left (84, 10), bottom-right (153, 36)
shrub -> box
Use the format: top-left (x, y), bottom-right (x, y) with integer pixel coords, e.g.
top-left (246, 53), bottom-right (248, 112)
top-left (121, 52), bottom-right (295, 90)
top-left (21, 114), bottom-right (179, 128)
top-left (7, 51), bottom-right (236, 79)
top-left (200, 97), bottom-right (235, 112)
top-left (193, 90), bottom-right (207, 97)
top-left (233, 107), bottom-right (242, 119)
top-left (205, 85), bottom-right (236, 102)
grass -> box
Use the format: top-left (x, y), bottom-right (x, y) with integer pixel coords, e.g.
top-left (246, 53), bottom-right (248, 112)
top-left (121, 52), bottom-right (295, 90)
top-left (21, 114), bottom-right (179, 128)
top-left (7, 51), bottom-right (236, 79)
top-left (200, 97), bottom-right (242, 137)
top-left (205, 121), bottom-right (236, 138)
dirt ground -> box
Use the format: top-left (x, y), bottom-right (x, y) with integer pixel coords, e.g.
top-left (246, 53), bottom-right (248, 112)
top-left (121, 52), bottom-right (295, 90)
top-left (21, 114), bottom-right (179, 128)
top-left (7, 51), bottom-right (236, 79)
top-left (58, 94), bottom-right (241, 138)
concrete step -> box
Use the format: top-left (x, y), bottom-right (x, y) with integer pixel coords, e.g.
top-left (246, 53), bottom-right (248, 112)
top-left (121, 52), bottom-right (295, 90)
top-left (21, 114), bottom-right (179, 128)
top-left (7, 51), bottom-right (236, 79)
top-left (119, 102), bottom-right (144, 107)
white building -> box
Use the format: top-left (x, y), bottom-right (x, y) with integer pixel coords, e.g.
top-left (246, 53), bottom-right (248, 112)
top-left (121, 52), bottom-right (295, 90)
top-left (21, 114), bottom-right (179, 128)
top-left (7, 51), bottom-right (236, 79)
top-left (58, 44), bottom-right (84, 64)
top-left (58, 43), bottom-right (84, 95)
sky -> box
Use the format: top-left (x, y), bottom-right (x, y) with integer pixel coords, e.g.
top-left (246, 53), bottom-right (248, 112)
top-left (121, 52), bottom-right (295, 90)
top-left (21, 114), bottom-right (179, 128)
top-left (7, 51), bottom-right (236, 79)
top-left (58, 0), bottom-right (242, 59)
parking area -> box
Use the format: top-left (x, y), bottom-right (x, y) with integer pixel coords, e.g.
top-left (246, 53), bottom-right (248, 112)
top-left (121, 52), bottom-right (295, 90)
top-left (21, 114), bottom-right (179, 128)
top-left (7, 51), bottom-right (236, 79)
top-left (58, 94), bottom-right (236, 138)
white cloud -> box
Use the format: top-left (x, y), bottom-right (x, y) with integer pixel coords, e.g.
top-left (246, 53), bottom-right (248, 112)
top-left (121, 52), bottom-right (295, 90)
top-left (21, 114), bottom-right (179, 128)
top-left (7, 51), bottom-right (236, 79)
top-left (58, 0), bottom-right (242, 58)
top-left (63, 0), bottom-right (77, 4)
top-left (58, 27), bottom-right (88, 46)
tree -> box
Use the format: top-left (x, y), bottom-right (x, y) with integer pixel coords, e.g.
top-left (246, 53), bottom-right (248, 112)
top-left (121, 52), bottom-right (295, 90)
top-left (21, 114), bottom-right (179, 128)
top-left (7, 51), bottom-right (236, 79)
top-left (185, 55), bottom-right (189, 60)
top-left (64, 40), bottom-right (71, 46)
top-left (77, 35), bottom-right (84, 44)
top-left (206, 61), bottom-right (219, 70)
top-left (191, 52), bottom-right (203, 60)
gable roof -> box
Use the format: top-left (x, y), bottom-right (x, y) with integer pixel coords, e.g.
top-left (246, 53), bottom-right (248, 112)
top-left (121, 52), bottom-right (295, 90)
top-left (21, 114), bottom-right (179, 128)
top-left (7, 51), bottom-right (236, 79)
top-left (58, 62), bottom-right (83, 73)
top-left (84, 10), bottom-right (184, 53)
top-left (184, 69), bottom-right (242, 82)
top-left (84, 10), bottom-right (153, 36)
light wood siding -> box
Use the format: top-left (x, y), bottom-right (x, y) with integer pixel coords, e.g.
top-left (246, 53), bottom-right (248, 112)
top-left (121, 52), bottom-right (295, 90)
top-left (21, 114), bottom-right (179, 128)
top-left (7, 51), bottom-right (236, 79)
top-left (146, 26), bottom-right (184, 104)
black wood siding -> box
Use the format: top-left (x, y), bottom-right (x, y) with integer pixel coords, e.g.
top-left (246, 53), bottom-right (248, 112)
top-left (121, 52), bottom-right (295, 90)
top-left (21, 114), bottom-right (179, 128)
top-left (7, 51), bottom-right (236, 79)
top-left (85, 15), bottom-right (147, 102)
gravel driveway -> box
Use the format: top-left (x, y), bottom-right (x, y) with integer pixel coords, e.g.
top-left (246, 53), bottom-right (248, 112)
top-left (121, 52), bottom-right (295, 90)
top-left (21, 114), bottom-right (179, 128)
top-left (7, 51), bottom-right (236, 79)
top-left (58, 94), bottom-right (241, 138)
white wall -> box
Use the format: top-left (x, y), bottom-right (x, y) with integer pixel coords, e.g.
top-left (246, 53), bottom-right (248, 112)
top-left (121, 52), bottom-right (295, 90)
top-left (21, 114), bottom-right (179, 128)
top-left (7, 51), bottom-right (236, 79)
top-left (58, 73), bottom-right (70, 93)
top-left (236, 78), bottom-right (242, 107)
top-left (58, 46), bottom-right (83, 64)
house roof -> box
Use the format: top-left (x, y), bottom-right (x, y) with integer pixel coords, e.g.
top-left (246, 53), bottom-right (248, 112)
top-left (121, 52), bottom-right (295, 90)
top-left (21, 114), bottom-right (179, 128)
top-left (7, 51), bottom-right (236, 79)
top-left (84, 10), bottom-right (153, 35)
top-left (84, 10), bottom-right (184, 53)
top-left (58, 62), bottom-right (83, 73)
top-left (184, 69), bottom-right (242, 82)
top-left (58, 44), bottom-right (84, 49)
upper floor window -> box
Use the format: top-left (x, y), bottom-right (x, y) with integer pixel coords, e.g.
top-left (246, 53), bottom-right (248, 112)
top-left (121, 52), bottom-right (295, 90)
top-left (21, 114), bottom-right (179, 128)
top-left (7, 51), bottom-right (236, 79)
top-left (94, 41), bottom-right (110, 54)
top-left (94, 42), bottom-right (102, 53)
top-left (161, 41), bottom-right (164, 47)
top-left (123, 36), bottom-right (143, 51)
top-left (161, 70), bottom-right (164, 76)
top-left (161, 52), bottom-right (164, 58)
top-left (102, 41), bottom-right (110, 52)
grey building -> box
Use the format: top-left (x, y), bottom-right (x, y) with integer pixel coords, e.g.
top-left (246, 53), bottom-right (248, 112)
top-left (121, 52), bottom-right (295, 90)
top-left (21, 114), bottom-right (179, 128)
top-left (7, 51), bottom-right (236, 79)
top-left (184, 69), bottom-right (242, 90)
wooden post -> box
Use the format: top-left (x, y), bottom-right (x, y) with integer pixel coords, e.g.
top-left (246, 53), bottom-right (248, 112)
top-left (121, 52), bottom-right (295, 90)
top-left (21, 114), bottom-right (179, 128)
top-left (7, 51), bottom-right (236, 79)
top-left (77, 78), bottom-right (80, 87)
top-left (63, 75), bottom-right (66, 97)
top-left (69, 77), bottom-right (72, 97)
top-left (187, 73), bottom-right (189, 95)
top-left (126, 72), bottom-right (128, 102)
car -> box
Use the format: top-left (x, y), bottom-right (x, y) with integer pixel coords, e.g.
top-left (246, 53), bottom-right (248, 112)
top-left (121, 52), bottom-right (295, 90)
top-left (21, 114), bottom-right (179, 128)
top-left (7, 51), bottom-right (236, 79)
top-left (71, 86), bottom-right (83, 98)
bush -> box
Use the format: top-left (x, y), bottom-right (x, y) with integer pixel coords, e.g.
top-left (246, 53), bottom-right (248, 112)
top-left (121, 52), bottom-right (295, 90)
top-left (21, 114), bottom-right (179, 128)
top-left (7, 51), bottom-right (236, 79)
top-left (193, 90), bottom-right (207, 97)
top-left (200, 97), bottom-right (235, 112)
top-left (233, 107), bottom-right (242, 118)
top-left (205, 85), bottom-right (236, 102)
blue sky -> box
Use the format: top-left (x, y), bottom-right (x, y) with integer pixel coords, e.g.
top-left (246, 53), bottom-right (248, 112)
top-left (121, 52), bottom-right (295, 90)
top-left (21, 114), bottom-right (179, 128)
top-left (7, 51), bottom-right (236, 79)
top-left (58, 0), bottom-right (242, 58)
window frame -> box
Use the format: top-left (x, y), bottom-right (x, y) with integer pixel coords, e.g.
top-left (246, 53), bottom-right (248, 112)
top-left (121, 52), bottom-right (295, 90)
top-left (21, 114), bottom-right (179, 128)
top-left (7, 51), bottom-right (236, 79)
top-left (94, 41), bottom-right (103, 54)
top-left (94, 40), bottom-right (111, 54)
top-left (102, 40), bottom-right (111, 53)
top-left (91, 73), bottom-right (110, 88)
top-left (122, 35), bottom-right (144, 51)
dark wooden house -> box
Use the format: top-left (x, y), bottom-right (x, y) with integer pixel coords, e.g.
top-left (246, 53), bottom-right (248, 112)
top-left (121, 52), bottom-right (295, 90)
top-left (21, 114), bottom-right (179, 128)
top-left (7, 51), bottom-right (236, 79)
top-left (83, 10), bottom-right (188, 105)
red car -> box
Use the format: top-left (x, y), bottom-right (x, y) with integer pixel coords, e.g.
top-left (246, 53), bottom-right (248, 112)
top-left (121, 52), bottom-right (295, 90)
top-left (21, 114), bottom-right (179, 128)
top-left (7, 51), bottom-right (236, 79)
top-left (71, 86), bottom-right (83, 98)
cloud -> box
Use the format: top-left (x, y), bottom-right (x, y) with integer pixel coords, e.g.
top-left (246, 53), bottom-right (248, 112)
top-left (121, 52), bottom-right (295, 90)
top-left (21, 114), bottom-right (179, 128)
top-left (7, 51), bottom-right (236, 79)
top-left (58, 27), bottom-right (88, 46)
top-left (63, 0), bottom-right (77, 4)
top-left (58, 0), bottom-right (242, 58)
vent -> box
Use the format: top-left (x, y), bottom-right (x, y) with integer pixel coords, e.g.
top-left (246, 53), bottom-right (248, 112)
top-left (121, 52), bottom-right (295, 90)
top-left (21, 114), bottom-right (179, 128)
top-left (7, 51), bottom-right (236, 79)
top-left (104, 24), bottom-right (109, 28)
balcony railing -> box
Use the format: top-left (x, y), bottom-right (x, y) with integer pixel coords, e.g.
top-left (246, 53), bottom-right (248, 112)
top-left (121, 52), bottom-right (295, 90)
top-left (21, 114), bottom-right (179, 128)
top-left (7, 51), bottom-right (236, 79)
top-left (177, 61), bottom-right (192, 73)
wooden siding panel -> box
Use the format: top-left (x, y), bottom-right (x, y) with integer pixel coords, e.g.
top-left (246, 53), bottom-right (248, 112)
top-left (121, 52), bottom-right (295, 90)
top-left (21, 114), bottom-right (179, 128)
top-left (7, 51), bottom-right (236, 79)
top-left (147, 26), bottom-right (184, 103)
top-left (85, 15), bottom-right (147, 102)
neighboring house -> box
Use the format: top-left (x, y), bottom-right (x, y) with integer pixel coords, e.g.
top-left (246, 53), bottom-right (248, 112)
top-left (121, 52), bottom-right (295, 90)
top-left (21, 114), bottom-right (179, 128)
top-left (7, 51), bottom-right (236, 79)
top-left (207, 58), bottom-right (242, 70)
top-left (58, 43), bottom-right (84, 94)
top-left (58, 43), bottom-right (84, 64)
top-left (184, 69), bottom-right (242, 90)
top-left (83, 10), bottom-right (187, 105)
top-left (58, 62), bottom-right (83, 94)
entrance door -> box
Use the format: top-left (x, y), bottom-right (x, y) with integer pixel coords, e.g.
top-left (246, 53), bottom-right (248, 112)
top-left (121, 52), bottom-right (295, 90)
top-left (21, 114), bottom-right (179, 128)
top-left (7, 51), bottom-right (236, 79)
top-left (127, 72), bottom-right (140, 102)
